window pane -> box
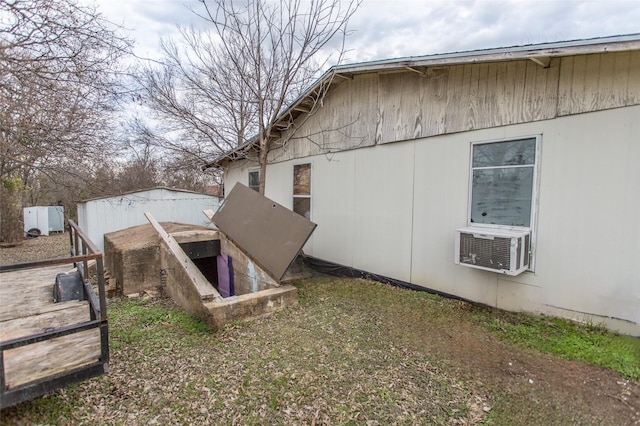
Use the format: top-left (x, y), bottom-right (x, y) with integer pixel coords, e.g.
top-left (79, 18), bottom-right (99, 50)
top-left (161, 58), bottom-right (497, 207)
top-left (471, 167), bottom-right (533, 226)
top-left (248, 171), bottom-right (260, 191)
top-left (293, 164), bottom-right (311, 195)
top-left (293, 197), bottom-right (311, 219)
top-left (473, 138), bottom-right (536, 167)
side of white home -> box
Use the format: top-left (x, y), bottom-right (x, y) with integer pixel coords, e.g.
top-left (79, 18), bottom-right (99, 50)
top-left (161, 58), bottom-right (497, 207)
top-left (215, 35), bottom-right (640, 335)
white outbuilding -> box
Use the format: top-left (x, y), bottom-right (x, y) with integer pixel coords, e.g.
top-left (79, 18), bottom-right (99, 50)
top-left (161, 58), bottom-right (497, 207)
top-left (77, 187), bottom-right (221, 252)
top-left (23, 206), bottom-right (65, 237)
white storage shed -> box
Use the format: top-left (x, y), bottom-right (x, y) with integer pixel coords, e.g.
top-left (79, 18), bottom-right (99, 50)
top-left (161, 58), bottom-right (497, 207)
top-left (23, 206), bottom-right (65, 237)
top-left (77, 187), bottom-right (221, 252)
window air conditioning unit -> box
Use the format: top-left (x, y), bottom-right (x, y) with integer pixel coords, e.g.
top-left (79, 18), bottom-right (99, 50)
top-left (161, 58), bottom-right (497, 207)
top-left (455, 227), bottom-right (531, 276)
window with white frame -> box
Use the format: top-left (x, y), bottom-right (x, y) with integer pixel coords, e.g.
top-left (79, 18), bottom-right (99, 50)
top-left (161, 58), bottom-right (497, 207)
top-left (469, 137), bottom-right (539, 228)
top-left (248, 170), bottom-right (260, 192)
top-left (293, 163), bottom-right (311, 219)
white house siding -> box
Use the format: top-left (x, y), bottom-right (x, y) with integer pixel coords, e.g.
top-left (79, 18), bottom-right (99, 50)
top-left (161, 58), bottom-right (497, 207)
top-left (77, 188), bottom-right (220, 252)
top-left (225, 104), bottom-right (640, 335)
top-left (411, 106), bottom-right (640, 335)
top-left (222, 46), bottom-right (640, 334)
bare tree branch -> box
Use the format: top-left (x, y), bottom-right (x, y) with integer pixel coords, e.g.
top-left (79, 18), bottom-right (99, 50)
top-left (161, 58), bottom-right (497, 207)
top-left (138, 0), bottom-right (360, 194)
top-left (0, 0), bottom-right (133, 241)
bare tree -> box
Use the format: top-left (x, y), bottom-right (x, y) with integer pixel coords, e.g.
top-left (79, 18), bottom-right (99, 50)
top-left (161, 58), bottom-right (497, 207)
top-left (161, 152), bottom-right (221, 193)
top-left (139, 0), bottom-right (360, 194)
top-left (139, 27), bottom-right (257, 158)
top-left (116, 143), bottom-right (162, 193)
top-left (0, 0), bottom-right (132, 241)
top-left (123, 116), bottom-right (221, 190)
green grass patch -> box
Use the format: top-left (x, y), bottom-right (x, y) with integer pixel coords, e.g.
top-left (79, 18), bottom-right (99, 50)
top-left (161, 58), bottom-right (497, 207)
top-left (481, 310), bottom-right (640, 380)
top-left (108, 298), bottom-right (210, 349)
top-left (109, 298), bottom-right (208, 333)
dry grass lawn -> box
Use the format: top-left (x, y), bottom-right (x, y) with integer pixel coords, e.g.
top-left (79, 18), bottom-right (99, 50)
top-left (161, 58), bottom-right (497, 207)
top-left (1, 234), bottom-right (638, 424)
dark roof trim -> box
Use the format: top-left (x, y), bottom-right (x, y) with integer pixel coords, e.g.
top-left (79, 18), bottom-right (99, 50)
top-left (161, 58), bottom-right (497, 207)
top-left (204, 33), bottom-right (640, 169)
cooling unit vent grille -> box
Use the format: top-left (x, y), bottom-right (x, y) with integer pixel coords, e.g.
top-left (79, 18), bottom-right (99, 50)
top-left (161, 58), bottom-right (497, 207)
top-left (459, 232), bottom-right (511, 271)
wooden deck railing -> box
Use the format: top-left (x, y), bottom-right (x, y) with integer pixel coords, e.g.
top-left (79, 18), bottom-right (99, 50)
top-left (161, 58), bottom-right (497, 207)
top-left (0, 220), bottom-right (109, 409)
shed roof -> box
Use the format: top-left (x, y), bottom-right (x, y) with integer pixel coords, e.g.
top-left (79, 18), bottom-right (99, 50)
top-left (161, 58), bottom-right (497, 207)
top-left (205, 33), bottom-right (640, 169)
top-left (79, 186), bottom-right (217, 203)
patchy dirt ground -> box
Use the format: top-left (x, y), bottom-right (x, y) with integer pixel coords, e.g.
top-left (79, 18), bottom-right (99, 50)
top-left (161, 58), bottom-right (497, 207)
top-left (1, 234), bottom-right (639, 424)
top-left (0, 232), bottom-right (70, 265)
top-left (401, 297), bottom-right (640, 424)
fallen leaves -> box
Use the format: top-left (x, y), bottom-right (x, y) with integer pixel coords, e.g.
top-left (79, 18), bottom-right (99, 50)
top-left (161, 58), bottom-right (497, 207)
top-left (2, 276), bottom-right (638, 424)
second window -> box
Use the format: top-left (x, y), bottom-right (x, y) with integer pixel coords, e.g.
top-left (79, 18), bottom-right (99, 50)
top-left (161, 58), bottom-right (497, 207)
top-left (293, 163), bottom-right (311, 219)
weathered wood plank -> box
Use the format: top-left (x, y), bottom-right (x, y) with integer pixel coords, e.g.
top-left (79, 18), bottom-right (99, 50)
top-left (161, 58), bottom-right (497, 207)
top-left (613, 51), bottom-right (632, 104)
top-left (270, 51), bottom-right (639, 163)
top-left (270, 74), bottom-right (378, 162)
top-left (501, 61), bottom-right (516, 125)
top-left (3, 329), bottom-right (101, 389)
top-left (0, 281), bottom-right (52, 322)
top-left (0, 303), bottom-right (89, 341)
top-left (1, 265), bottom-right (75, 293)
top-left (557, 56), bottom-right (574, 115)
top-left (597, 51), bottom-right (616, 107)
top-left (528, 58), bottom-right (559, 121)
top-left (624, 50), bottom-right (640, 105)
top-left (0, 263), bottom-right (103, 392)
top-left (422, 67), bottom-right (448, 137)
top-left (495, 61), bottom-right (509, 127)
top-left (379, 72), bottom-right (425, 143)
top-left (521, 61), bottom-right (536, 123)
top-left (444, 63), bottom-right (466, 133)
top-left (0, 299), bottom-right (84, 323)
top-left (582, 54), bottom-right (601, 112)
top-left (466, 63), bottom-right (481, 131)
top-left (558, 51), bottom-right (640, 115)
top-left (512, 61), bottom-right (528, 124)
top-left (0, 264), bottom-right (76, 321)
top-left (484, 61), bottom-right (499, 128)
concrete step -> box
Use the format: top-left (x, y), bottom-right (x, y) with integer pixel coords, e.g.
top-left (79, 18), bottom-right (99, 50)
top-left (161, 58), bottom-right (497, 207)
top-left (202, 285), bottom-right (298, 330)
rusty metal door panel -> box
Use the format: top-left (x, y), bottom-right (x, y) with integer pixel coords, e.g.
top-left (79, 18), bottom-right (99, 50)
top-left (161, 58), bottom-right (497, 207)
top-left (212, 183), bottom-right (316, 281)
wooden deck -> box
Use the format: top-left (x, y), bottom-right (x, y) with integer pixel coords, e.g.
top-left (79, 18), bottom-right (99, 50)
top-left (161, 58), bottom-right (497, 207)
top-left (0, 264), bottom-right (101, 390)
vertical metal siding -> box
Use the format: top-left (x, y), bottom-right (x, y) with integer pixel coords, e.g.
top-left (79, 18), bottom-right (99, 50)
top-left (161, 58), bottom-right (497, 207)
top-left (77, 189), bottom-right (220, 252)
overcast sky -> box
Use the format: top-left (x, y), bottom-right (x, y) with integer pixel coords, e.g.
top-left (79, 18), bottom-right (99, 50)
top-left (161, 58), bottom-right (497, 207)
top-left (86, 0), bottom-right (640, 66)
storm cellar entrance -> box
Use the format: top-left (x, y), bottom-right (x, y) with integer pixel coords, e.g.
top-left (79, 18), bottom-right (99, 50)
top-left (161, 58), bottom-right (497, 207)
top-left (173, 232), bottom-right (277, 300)
top-left (178, 239), bottom-right (224, 295)
top-left (176, 235), bottom-right (264, 298)
top-left (103, 184), bottom-right (316, 330)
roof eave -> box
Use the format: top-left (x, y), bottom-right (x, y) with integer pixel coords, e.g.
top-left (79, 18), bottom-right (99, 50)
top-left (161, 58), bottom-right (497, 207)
top-left (206, 33), bottom-right (640, 169)
top-left (333, 33), bottom-right (640, 75)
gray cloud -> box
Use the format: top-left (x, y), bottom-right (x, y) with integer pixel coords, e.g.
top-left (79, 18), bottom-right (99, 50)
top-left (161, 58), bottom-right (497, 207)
top-left (86, 0), bottom-right (640, 64)
top-left (345, 0), bottom-right (640, 61)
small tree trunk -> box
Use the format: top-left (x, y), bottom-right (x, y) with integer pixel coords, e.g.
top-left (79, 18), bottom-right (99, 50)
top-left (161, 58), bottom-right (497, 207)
top-left (0, 180), bottom-right (25, 244)
top-left (258, 134), bottom-right (269, 195)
